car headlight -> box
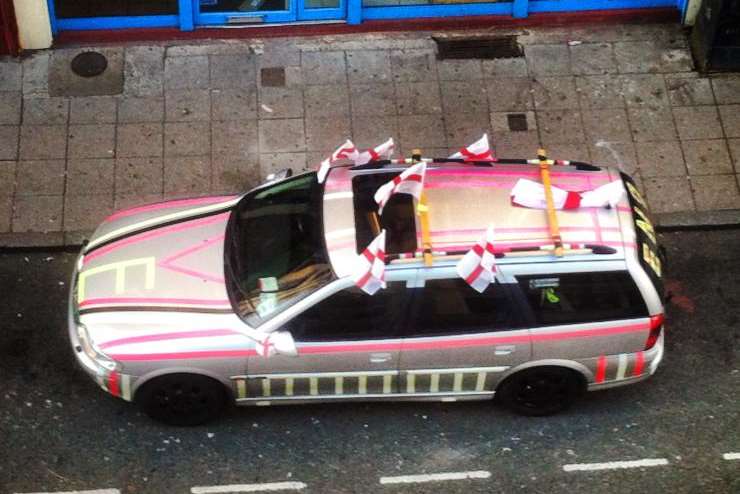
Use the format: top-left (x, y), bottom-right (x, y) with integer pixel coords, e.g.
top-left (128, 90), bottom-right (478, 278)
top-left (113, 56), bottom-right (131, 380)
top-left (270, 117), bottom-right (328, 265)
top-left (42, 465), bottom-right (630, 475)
top-left (76, 323), bottom-right (119, 371)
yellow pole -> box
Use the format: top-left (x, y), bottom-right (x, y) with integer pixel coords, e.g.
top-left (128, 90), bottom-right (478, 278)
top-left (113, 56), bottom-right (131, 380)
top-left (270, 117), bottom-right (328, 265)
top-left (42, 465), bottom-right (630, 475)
top-left (538, 148), bottom-right (564, 257)
top-left (413, 148), bottom-right (433, 266)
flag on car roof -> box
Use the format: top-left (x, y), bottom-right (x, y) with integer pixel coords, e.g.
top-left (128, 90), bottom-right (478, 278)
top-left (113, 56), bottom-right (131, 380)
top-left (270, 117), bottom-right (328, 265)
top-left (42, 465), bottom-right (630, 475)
top-left (374, 162), bottom-right (427, 214)
top-left (352, 230), bottom-right (387, 295)
top-left (355, 138), bottom-right (395, 166)
top-left (457, 227), bottom-right (497, 293)
top-left (317, 140), bottom-right (359, 183)
top-left (449, 134), bottom-right (495, 162)
top-left (511, 179), bottom-right (625, 210)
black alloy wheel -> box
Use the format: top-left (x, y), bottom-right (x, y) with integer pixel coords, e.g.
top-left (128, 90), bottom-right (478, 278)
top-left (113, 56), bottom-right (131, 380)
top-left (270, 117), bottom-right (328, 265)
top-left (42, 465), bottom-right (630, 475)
top-left (498, 367), bottom-right (583, 416)
top-left (137, 373), bottom-right (228, 426)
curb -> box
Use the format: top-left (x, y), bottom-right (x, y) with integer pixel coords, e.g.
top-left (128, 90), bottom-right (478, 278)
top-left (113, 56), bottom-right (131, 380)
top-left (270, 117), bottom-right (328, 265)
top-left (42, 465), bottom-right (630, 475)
top-left (1, 210), bottom-right (738, 251)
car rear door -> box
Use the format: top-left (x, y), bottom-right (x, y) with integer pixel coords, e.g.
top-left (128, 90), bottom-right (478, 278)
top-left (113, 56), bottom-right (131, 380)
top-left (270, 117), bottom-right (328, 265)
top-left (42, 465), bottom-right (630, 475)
top-left (241, 278), bottom-right (415, 403)
top-left (398, 268), bottom-right (531, 398)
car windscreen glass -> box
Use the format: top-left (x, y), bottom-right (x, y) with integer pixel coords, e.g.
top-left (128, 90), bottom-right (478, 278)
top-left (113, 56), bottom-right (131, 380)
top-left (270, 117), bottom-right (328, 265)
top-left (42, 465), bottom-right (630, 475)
top-left (224, 173), bottom-right (334, 327)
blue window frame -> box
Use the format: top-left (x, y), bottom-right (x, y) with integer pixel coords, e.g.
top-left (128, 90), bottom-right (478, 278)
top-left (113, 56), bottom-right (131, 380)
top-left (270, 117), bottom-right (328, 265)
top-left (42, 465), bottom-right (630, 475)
top-left (48, 0), bottom-right (680, 33)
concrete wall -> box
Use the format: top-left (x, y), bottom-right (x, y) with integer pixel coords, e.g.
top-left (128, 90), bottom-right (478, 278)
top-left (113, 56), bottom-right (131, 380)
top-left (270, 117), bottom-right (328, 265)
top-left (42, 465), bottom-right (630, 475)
top-left (13, 0), bottom-right (52, 49)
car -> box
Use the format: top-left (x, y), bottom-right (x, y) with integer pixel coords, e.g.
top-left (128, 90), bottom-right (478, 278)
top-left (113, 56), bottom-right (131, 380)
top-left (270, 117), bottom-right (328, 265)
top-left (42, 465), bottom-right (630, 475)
top-left (68, 151), bottom-right (665, 426)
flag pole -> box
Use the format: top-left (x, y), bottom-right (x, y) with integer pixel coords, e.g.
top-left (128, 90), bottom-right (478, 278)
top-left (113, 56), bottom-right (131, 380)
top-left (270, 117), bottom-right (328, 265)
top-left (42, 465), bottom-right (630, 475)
top-left (538, 148), bottom-right (564, 257)
top-left (413, 148), bottom-right (434, 266)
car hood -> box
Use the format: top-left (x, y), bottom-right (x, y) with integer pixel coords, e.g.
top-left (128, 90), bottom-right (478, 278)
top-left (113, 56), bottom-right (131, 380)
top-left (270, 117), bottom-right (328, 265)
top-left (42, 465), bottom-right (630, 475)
top-left (76, 195), bottom-right (241, 314)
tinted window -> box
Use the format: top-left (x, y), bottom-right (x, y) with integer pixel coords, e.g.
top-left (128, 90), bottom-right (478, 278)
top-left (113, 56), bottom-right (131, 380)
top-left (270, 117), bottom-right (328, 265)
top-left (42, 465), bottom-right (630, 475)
top-left (410, 279), bottom-right (522, 336)
top-left (285, 282), bottom-right (408, 342)
top-left (517, 272), bottom-right (648, 326)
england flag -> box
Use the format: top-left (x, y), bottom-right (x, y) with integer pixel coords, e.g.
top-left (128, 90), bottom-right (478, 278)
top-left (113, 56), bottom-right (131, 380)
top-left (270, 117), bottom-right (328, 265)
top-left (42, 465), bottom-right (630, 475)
top-left (317, 140), bottom-right (359, 183)
top-left (511, 179), bottom-right (625, 210)
top-left (456, 227), bottom-right (497, 293)
top-left (449, 134), bottom-right (495, 162)
top-left (373, 162), bottom-right (427, 214)
top-left (352, 230), bottom-right (387, 295)
top-left (355, 138), bottom-right (395, 166)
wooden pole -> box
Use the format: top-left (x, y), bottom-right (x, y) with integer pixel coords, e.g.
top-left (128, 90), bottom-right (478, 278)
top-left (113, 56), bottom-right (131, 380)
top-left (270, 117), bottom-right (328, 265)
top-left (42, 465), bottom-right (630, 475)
top-left (538, 148), bottom-right (564, 257)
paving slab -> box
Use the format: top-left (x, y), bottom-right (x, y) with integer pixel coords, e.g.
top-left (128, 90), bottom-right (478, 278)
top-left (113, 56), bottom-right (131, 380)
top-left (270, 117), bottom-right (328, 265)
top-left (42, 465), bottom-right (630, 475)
top-left (0, 92), bottom-right (21, 125)
top-left (49, 47), bottom-right (124, 97)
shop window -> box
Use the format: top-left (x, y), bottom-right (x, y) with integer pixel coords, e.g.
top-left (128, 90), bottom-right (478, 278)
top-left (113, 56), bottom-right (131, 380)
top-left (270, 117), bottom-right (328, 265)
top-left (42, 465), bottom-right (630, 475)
top-left (54, 0), bottom-right (178, 18)
top-left (362, 0), bottom-right (505, 6)
top-left (200, 0), bottom-right (289, 12)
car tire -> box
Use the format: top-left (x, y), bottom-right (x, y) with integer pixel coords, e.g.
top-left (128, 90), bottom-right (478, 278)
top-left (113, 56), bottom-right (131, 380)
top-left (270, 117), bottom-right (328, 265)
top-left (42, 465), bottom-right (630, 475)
top-left (136, 373), bottom-right (229, 426)
top-left (497, 367), bottom-right (584, 417)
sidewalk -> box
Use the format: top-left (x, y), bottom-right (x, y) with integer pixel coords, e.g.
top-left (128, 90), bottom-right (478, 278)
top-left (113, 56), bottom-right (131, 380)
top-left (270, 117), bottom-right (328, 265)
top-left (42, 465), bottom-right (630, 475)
top-left (0, 21), bottom-right (739, 247)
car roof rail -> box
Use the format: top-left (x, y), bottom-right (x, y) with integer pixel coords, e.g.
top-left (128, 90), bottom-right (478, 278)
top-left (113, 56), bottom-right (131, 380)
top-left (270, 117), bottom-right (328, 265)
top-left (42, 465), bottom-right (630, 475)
top-left (350, 157), bottom-right (601, 172)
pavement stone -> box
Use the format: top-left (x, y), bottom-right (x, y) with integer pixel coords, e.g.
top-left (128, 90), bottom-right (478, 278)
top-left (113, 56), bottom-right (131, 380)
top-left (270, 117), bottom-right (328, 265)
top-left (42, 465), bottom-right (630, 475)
top-left (672, 106), bottom-right (723, 140)
top-left (0, 92), bottom-right (21, 125)
top-left (212, 88), bottom-right (257, 121)
top-left (635, 140), bottom-right (686, 177)
top-left (690, 174), bottom-right (740, 210)
top-left (22, 97), bottom-right (69, 125)
top-left (70, 96), bottom-right (117, 124)
top-left (66, 158), bottom-right (115, 195)
top-left (19, 125), bottom-right (66, 160)
top-left (346, 50), bottom-right (392, 84)
top-left (11, 195), bottom-right (63, 232)
top-left (115, 157), bottom-right (163, 195)
top-left (15, 160), bottom-right (66, 195)
top-left (165, 89), bottom-right (211, 122)
top-left (212, 153), bottom-right (261, 193)
top-left (261, 118), bottom-right (306, 152)
top-left (0, 126), bottom-right (19, 160)
top-left (118, 96), bottom-right (165, 123)
top-left (259, 86), bottom-right (303, 119)
top-left (304, 84), bottom-right (350, 118)
top-left (49, 47), bottom-right (124, 97)
top-left (164, 56), bottom-right (210, 90)
top-left (116, 123), bottom-right (163, 158)
top-left (2, 22), bottom-right (739, 246)
top-left (164, 156), bottom-right (212, 196)
top-left (67, 124), bottom-right (116, 159)
top-left (681, 139), bottom-right (734, 175)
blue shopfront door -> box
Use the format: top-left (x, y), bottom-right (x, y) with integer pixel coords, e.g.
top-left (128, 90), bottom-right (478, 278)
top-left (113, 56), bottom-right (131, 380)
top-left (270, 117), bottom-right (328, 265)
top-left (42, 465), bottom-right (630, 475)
top-left (196, 0), bottom-right (346, 24)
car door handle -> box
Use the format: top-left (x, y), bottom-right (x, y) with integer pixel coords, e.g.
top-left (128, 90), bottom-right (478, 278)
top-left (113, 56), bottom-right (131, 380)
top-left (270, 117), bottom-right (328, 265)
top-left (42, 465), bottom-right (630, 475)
top-left (370, 353), bottom-right (392, 363)
top-left (495, 345), bottom-right (516, 355)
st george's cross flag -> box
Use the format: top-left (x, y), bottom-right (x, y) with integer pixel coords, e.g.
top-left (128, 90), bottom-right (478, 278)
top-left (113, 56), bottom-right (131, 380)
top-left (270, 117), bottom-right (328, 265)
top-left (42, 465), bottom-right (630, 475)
top-left (449, 134), bottom-right (495, 162)
top-left (352, 230), bottom-right (387, 295)
top-left (510, 179), bottom-right (625, 210)
top-left (354, 138), bottom-right (395, 166)
top-left (373, 162), bottom-right (427, 214)
top-left (456, 227), bottom-right (497, 293)
top-left (317, 140), bottom-right (360, 183)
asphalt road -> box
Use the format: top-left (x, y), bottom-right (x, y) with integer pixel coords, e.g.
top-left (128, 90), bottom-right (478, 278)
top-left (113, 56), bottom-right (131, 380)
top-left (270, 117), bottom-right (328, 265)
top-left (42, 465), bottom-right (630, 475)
top-left (0, 230), bottom-right (738, 494)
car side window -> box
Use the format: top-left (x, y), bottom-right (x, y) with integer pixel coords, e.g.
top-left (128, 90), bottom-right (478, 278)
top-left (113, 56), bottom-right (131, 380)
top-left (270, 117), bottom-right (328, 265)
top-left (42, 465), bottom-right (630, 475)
top-left (409, 278), bottom-right (522, 337)
top-left (284, 282), bottom-right (409, 342)
top-left (517, 271), bottom-right (648, 326)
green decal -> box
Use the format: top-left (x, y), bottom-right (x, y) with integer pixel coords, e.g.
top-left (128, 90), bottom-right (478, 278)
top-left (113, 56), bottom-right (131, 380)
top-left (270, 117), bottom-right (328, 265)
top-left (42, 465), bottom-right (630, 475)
top-left (544, 288), bottom-right (560, 304)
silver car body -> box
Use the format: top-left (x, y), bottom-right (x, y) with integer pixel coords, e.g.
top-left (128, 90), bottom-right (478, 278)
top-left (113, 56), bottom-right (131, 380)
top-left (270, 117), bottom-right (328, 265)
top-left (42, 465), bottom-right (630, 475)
top-left (69, 163), bottom-right (665, 407)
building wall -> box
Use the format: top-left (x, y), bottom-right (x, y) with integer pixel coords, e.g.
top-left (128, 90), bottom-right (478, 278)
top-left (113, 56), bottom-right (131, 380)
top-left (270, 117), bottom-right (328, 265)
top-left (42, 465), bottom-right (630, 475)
top-left (13, 0), bottom-right (52, 49)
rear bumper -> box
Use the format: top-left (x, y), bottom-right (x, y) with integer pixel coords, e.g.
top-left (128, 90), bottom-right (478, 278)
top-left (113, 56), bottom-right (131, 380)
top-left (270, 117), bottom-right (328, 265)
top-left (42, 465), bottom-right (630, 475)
top-left (587, 331), bottom-right (664, 391)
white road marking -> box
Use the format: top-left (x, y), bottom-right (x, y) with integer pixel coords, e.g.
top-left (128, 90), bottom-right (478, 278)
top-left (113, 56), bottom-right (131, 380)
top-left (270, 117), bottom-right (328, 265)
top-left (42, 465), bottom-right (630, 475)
top-left (191, 482), bottom-right (307, 493)
top-left (379, 471), bottom-right (491, 485)
top-left (15, 490), bottom-right (120, 494)
top-left (722, 452), bottom-right (740, 461)
top-left (563, 458), bottom-right (669, 472)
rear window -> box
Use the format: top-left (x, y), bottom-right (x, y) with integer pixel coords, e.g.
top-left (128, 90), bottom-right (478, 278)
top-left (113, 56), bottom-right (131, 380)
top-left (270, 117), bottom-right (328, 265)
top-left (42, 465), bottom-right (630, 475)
top-left (517, 272), bottom-right (648, 326)
top-left (352, 172), bottom-right (417, 254)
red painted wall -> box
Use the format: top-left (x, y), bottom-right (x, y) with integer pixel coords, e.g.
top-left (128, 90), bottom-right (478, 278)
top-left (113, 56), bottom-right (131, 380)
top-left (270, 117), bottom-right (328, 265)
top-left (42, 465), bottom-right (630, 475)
top-left (0, 0), bottom-right (20, 56)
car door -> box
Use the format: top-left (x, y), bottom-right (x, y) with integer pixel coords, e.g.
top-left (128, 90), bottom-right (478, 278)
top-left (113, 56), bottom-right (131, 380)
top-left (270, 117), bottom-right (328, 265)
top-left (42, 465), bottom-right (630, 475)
top-left (398, 268), bottom-right (532, 398)
top-left (241, 278), bottom-right (414, 403)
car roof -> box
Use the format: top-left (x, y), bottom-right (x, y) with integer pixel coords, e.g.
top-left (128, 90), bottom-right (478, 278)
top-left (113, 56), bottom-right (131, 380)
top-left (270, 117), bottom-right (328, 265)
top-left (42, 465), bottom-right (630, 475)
top-left (322, 162), bottom-right (637, 279)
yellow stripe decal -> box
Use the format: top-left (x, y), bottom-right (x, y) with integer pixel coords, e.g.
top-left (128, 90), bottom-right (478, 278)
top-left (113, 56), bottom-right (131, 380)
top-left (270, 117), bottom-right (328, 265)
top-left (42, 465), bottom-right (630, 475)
top-left (452, 373), bottom-right (463, 392)
top-left (78, 257), bottom-right (155, 301)
top-left (261, 378), bottom-right (271, 397)
top-left (285, 377), bottom-right (294, 396)
top-left (309, 377), bottom-right (319, 396)
top-left (382, 375), bottom-right (392, 394)
top-left (358, 375), bottom-right (367, 395)
top-left (237, 379), bottom-right (247, 399)
top-left (406, 374), bottom-right (415, 393)
top-left (475, 372), bottom-right (487, 392)
top-left (430, 373), bottom-right (440, 393)
top-left (334, 376), bottom-right (344, 395)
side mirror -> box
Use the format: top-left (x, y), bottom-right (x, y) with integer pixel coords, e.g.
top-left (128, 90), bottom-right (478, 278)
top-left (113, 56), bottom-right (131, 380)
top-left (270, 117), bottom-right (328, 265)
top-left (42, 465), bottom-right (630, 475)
top-left (268, 331), bottom-right (298, 357)
top-left (265, 168), bottom-right (293, 183)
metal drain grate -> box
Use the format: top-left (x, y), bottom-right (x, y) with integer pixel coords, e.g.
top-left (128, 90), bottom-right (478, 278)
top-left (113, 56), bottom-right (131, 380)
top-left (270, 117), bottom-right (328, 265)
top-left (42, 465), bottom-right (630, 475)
top-left (435, 36), bottom-right (523, 60)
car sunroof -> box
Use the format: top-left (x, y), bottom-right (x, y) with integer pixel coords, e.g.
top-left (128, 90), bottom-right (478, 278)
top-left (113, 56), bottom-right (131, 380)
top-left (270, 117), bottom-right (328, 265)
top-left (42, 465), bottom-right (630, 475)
top-left (352, 172), bottom-right (418, 255)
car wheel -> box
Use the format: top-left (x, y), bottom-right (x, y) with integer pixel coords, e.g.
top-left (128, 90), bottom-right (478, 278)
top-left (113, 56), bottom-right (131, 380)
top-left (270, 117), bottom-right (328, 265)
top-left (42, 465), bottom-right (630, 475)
top-left (498, 367), bottom-right (584, 417)
top-left (136, 373), bottom-right (229, 426)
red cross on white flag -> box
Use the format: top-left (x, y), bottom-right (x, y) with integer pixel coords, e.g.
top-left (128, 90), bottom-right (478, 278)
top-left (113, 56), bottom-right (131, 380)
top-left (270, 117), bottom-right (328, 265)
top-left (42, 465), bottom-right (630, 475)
top-left (352, 230), bottom-right (387, 295)
top-left (511, 179), bottom-right (625, 210)
top-left (456, 227), bottom-right (497, 293)
top-left (317, 140), bottom-right (360, 183)
top-left (449, 134), bottom-right (495, 161)
top-left (354, 138), bottom-right (395, 166)
top-left (255, 333), bottom-right (276, 358)
top-left (373, 162), bottom-right (427, 214)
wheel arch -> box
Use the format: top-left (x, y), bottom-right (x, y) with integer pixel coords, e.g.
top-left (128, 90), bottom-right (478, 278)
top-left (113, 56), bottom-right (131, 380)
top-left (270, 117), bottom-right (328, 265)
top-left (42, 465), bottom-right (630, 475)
top-left (496, 359), bottom-right (592, 394)
top-left (132, 366), bottom-right (235, 402)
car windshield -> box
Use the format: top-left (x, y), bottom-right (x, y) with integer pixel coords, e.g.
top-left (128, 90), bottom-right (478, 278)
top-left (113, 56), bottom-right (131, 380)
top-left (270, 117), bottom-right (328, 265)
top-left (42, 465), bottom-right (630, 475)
top-left (224, 173), bottom-right (334, 327)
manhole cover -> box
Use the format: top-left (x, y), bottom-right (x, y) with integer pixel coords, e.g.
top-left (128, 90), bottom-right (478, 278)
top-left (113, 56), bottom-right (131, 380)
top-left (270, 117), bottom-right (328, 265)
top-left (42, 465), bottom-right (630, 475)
top-left (261, 67), bottom-right (286, 87)
top-left (507, 113), bottom-right (529, 132)
top-left (435, 36), bottom-right (523, 60)
top-left (70, 51), bottom-right (108, 78)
